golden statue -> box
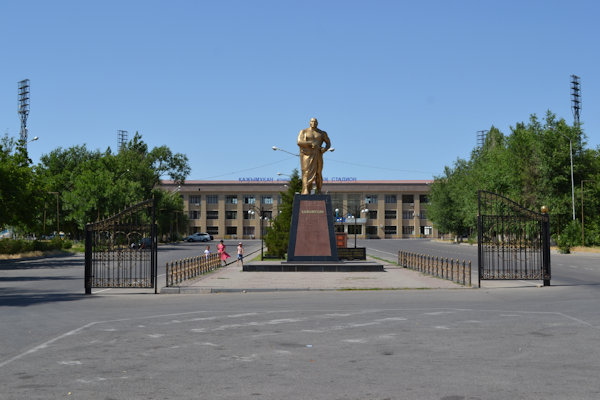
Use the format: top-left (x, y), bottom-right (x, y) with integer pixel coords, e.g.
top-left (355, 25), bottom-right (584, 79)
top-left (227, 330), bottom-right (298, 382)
top-left (297, 118), bottom-right (331, 194)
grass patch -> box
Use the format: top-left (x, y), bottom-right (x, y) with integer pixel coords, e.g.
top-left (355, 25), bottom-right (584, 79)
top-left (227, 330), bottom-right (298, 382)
top-left (367, 255), bottom-right (399, 266)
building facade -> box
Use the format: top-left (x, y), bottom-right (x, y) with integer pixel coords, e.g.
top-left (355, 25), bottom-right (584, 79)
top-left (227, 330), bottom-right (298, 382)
top-left (159, 180), bottom-right (437, 240)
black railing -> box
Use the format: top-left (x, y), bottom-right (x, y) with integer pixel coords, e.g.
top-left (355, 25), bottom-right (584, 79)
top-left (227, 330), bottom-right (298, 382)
top-left (166, 253), bottom-right (221, 287)
top-left (477, 191), bottom-right (550, 286)
top-left (398, 250), bottom-right (472, 286)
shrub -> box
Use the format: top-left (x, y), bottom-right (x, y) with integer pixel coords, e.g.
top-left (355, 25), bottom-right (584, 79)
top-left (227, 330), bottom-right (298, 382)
top-left (555, 220), bottom-right (581, 254)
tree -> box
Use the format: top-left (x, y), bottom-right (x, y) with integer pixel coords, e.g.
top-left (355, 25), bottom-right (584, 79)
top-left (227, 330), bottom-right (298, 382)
top-left (36, 132), bottom-right (191, 238)
top-left (264, 169), bottom-right (302, 258)
top-left (428, 110), bottom-right (600, 247)
top-left (0, 135), bottom-right (43, 230)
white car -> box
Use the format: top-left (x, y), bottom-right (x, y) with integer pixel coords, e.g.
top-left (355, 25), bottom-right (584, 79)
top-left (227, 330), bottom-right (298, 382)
top-left (184, 232), bottom-right (212, 242)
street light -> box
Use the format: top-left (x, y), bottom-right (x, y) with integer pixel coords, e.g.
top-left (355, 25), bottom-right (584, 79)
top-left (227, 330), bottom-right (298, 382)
top-left (247, 205), bottom-right (270, 260)
top-left (581, 179), bottom-right (595, 246)
top-left (335, 205), bottom-right (369, 248)
top-left (551, 128), bottom-right (576, 220)
top-left (28, 136), bottom-right (39, 143)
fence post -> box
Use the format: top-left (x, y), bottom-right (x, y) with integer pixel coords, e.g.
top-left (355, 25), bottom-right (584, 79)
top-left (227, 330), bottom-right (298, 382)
top-left (468, 261), bottom-right (472, 287)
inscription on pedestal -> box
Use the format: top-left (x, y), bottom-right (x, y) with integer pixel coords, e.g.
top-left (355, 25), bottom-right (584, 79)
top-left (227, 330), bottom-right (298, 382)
top-left (287, 194), bottom-right (338, 261)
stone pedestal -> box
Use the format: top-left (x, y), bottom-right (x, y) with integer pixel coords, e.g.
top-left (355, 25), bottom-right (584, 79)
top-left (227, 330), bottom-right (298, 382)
top-left (287, 194), bottom-right (338, 262)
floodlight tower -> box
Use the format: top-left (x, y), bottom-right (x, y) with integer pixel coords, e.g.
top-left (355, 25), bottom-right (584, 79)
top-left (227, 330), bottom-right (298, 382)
top-left (18, 79), bottom-right (30, 148)
top-left (477, 130), bottom-right (488, 149)
top-left (118, 130), bottom-right (128, 152)
top-left (571, 74), bottom-right (581, 126)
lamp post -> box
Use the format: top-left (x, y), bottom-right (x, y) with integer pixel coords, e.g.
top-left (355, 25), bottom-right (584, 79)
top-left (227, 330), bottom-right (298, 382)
top-left (552, 129), bottom-right (576, 220)
top-left (581, 179), bottom-right (595, 246)
top-left (48, 192), bottom-right (59, 235)
top-left (335, 205), bottom-right (369, 248)
top-left (248, 205), bottom-right (269, 260)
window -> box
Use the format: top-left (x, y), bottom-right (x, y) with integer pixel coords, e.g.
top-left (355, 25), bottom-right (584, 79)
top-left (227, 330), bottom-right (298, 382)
top-left (403, 211), bottom-right (414, 219)
top-left (189, 210), bottom-right (201, 220)
top-left (402, 194), bottom-right (414, 204)
top-left (189, 195), bottom-right (201, 206)
top-left (206, 195), bottom-right (218, 204)
top-left (385, 226), bottom-right (397, 235)
top-left (261, 195), bottom-right (273, 205)
top-left (243, 195), bottom-right (255, 204)
top-left (366, 226), bottom-right (378, 235)
top-left (365, 195), bottom-right (378, 204)
top-left (206, 226), bottom-right (218, 235)
top-left (225, 195), bottom-right (238, 205)
top-left (420, 195), bottom-right (429, 204)
top-left (262, 211), bottom-right (273, 220)
top-left (206, 210), bottom-right (219, 220)
top-left (385, 195), bottom-right (397, 204)
top-left (243, 210), bottom-right (255, 220)
top-left (420, 210), bottom-right (427, 220)
top-left (402, 226), bottom-right (415, 235)
top-left (347, 193), bottom-right (361, 212)
top-left (421, 226), bottom-right (433, 235)
top-left (367, 210), bottom-right (377, 219)
top-left (385, 210), bottom-right (397, 219)
top-left (243, 226), bottom-right (255, 237)
top-left (348, 225), bottom-right (362, 235)
top-left (226, 226), bottom-right (237, 235)
top-left (225, 211), bottom-right (237, 219)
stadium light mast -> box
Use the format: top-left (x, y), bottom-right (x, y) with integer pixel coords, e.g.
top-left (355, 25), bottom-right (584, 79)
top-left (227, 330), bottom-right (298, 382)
top-left (571, 74), bottom-right (581, 126)
top-left (18, 79), bottom-right (30, 149)
top-left (118, 130), bottom-right (128, 152)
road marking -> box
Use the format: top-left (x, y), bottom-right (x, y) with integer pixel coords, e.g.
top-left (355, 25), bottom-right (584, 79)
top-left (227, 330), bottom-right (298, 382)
top-left (3, 306), bottom-right (598, 369)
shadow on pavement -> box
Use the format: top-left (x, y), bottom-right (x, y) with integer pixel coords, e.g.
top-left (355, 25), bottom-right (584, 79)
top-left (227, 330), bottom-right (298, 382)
top-left (0, 291), bottom-right (90, 307)
top-left (0, 254), bottom-right (82, 270)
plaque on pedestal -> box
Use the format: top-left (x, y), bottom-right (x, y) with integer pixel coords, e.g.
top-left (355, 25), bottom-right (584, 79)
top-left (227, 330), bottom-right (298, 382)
top-left (287, 194), bottom-right (338, 262)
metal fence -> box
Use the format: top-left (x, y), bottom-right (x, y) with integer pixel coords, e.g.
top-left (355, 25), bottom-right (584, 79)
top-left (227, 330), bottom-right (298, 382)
top-left (166, 253), bottom-right (221, 287)
top-left (478, 190), bottom-right (550, 287)
top-left (398, 250), bottom-right (472, 286)
top-left (85, 198), bottom-right (157, 294)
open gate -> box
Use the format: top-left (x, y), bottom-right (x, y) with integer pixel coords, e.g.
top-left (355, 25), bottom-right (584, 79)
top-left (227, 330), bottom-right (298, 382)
top-left (84, 199), bottom-right (157, 294)
top-left (477, 191), bottom-right (551, 287)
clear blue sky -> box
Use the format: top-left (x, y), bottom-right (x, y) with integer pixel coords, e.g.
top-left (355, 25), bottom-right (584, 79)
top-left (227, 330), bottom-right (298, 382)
top-left (1, 0), bottom-right (598, 181)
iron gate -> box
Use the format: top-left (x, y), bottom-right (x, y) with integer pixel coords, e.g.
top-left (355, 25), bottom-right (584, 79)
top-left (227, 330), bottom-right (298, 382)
top-left (477, 191), bottom-right (551, 287)
top-left (84, 198), bottom-right (157, 294)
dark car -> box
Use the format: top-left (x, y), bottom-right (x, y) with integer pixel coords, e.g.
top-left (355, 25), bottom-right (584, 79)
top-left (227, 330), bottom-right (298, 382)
top-left (183, 232), bottom-right (212, 242)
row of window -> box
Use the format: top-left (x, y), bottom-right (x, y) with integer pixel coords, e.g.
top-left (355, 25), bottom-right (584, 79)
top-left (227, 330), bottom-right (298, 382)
top-left (188, 194), bottom-right (429, 206)
top-left (189, 195), bottom-right (275, 206)
top-left (190, 210), bottom-right (426, 220)
top-left (340, 225), bottom-right (433, 235)
top-left (189, 210), bottom-right (274, 220)
top-left (198, 225), bottom-right (432, 236)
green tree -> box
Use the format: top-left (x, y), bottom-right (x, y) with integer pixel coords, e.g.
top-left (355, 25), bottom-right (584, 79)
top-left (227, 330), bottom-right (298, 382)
top-left (264, 169), bottom-right (302, 258)
top-left (0, 135), bottom-right (43, 230)
top-left (429, 110), bottom-right (600, 248)
top-left (36, 133), bottom-right (190, 238)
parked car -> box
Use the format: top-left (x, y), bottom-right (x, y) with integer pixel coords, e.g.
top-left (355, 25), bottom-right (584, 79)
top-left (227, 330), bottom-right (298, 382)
top-left (131, 238), bottom-right (152, 249)
top-left (183, 232), bottom-right (212, 242)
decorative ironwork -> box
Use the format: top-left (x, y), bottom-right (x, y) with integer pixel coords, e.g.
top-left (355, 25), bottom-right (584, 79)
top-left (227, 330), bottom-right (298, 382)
top-left (398, 250), bottom-right (471, 286)
top-left (166, 253), bottom-right (221, 287)
top-left (477, 191), bottom-right (550, 286)
top-left (85, 199), bottom-right (157, 294)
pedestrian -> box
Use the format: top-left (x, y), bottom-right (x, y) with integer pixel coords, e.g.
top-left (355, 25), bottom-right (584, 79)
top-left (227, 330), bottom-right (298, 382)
top-left (204, 245), bottom-right (211, 260)
top-left (237, 242), bottom-right (244, 267)
top-left (217, 240), bottom-right (230, 266)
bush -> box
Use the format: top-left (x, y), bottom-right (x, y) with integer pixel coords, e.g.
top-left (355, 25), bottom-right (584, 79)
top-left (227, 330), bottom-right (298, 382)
top-left (555, 220), bottom-right (581, 254)
top-left (0, 238), bottom-right (66, 254)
